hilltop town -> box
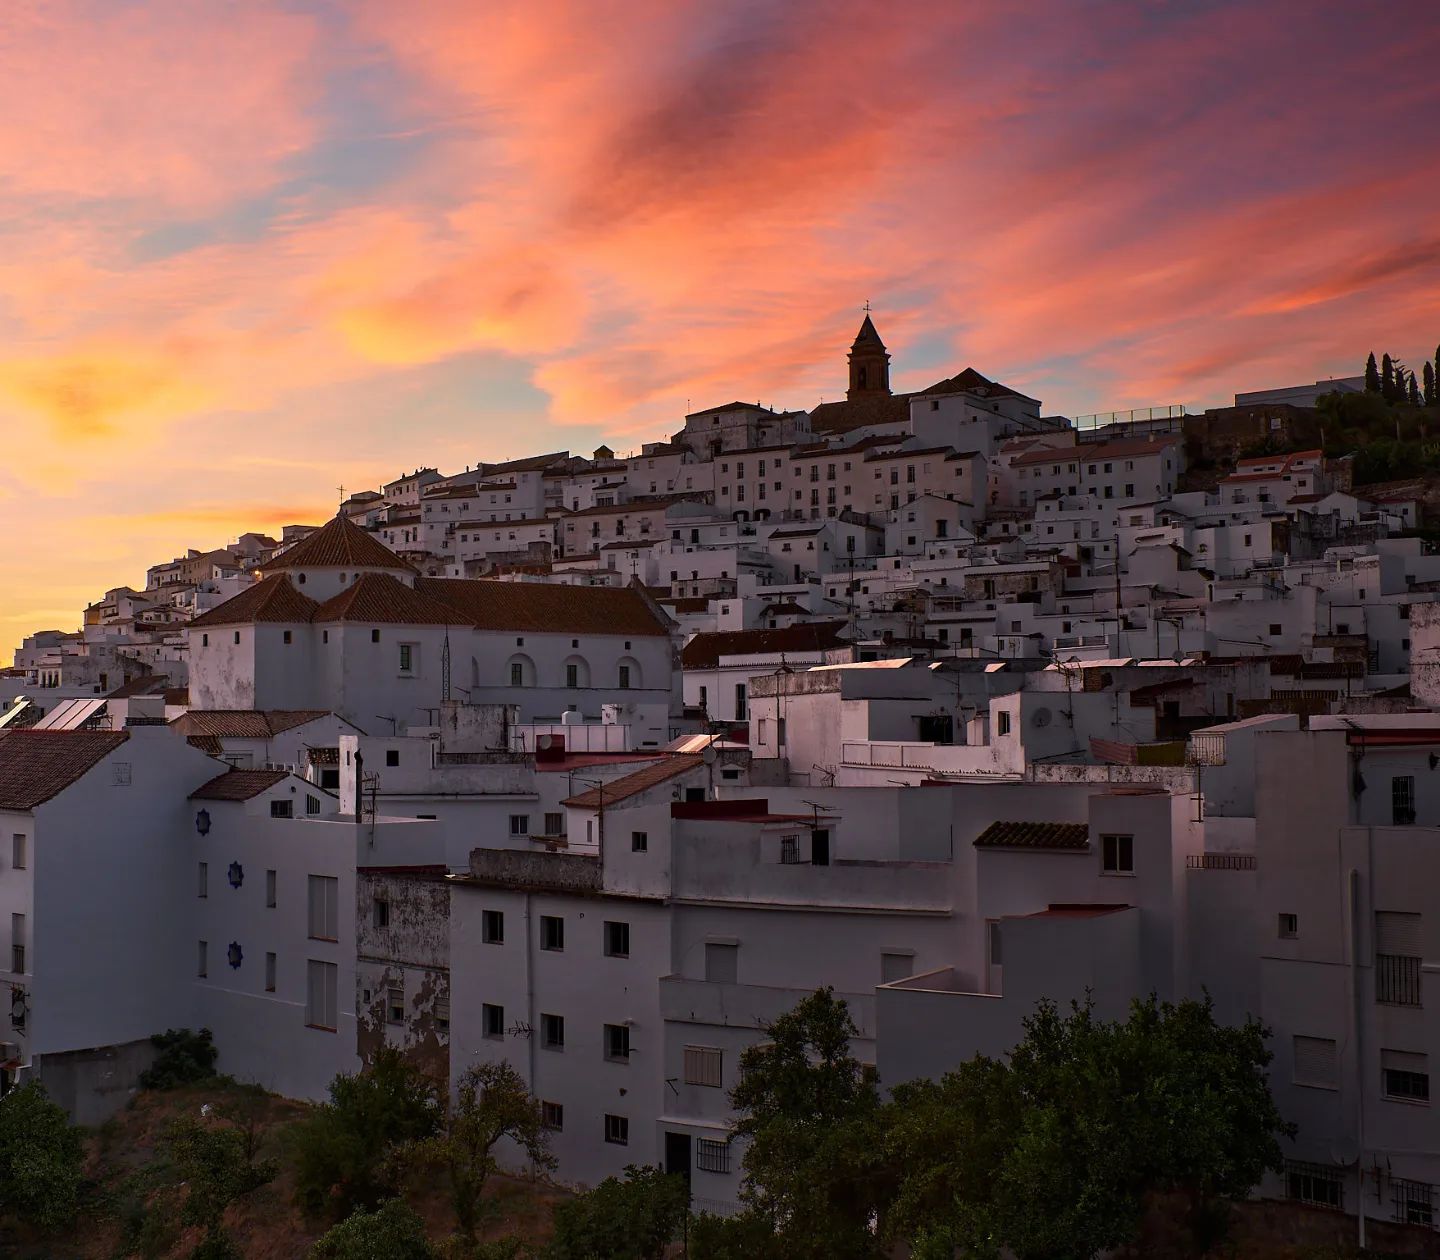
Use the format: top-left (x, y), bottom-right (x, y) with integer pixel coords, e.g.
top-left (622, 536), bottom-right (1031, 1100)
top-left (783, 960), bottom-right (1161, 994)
top-left (5, 319), bottom-right (1440, 1237)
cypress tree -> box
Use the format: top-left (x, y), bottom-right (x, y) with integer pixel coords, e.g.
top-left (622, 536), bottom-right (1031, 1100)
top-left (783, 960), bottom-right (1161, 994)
top-left (1382, 353), bottom-right (1396, 400)
top-left (1434, 344), bottom-right (1439, 401)
top-left (1425, 361), bottom-right (1437, 408)
top-left (1365, 351), bottom-right (1381, 392)
top-left (1408, 371), bottom-right (1421, 405)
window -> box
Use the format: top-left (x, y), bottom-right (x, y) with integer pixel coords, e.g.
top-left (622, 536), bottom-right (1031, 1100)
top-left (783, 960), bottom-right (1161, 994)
top-left (371, 628), bottom-right (381, 643)
top-left (265, 951), bottom-right (276, 992)
top-left (510, 814), bottom-right (530, 837)
top-left (510, 662), bottom-right (524, 686)
top-left (266, 869), bottom-right (276, 908)
top-left (307, 875), bottom-right (339, 941)
top-left (996, 710), bottom-right (1011, 736)
top-left (631, 830), bottom-right (648, 853)
top-left (1392, 775), bottom-right (1416, 825)
top-left (483, 910), bottom-right (504, 943)
top-left (283, 630), bottom-right (292, 644)
top-left (435, 997), bottom-right (449, 1033)
top-left (540, 916), bottom-right (564, 951)
top-left (1376, 911), bottom-right (1422, 1006)
top-left (544, 812), bottom-right (563, 836)
top-left (11, 834), bottom-right (24, 870)
top-left (684, 1044), bottom-right (723, 1087)
top-left (1286, 1160), bottom-right (1342, 1209)
top-left (566, 663), bottom-right (579, 688)
top-left (197, 939), bottom-right (207, 978)
top-left (398, 643), bottom-right (414, 674)
top-left (604, 1114), bottom-right (629, 1145)
top-left (735, 683), bottom-right (748, 721)
top-left (618, 665), bottom-right (631, 689)
top-left (1101, 834), bottom-right (1134, 874)
top-left (305, 959), bottom-right (338, 1031)
top-left (542, 1101), bottom-right (564, 1131)
top-left (541, 1013), bottom-right (565, 1049)
top-left (271, 798), bottom-right (293, 819)
top-left (1278, 913), bottom-right (1298, 939)
top-left (198, 861), bottom-right (208, 898)
top-left (881, 952), bottom-right (913, 984)
top-left (696, 1137), bottom-right (730, 1173)
top-left (604, 921), bottom-right (630, 958)
top-left (483, 1003), bottom-right (505, 1039)
top-left (1293, 1035), bottom-right (1338, 1089)
top-left (387, 986), bottom-right (405, 1025)
top-left (811, 829), bottom-right (830, 866)
top-left (372, 898), bottom-right (390, 929)
top-left (604, 1023), bottom-right (631, 1061)
top-left (1383, 1050), bottom-right (1430, 1103)
top-left (705, 942), bottom-right (738, 984)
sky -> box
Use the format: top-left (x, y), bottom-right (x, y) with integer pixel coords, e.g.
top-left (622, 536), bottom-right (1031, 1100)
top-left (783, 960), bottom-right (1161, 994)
top-left (3, 0), bottom-right (1440, 659)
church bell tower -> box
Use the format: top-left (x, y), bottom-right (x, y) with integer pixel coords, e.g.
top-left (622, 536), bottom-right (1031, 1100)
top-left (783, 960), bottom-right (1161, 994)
top-left (846, 313), bottom-right (891, 400)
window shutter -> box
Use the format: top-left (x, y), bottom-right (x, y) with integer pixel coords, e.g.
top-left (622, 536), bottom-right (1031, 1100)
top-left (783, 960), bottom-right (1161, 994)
top-left (1377, 911), bottom-right (1422, 957)
top-left (1293, 1036), bottom-right (1338, 1089)
top-left (1382, 1048), bottom-right (1427, 1074)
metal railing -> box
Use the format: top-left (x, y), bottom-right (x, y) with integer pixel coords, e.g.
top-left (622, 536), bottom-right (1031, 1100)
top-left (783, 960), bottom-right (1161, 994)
top-left (1186, 853), bottom-right (1256, 871)
top-left (1376, 953), bottom-right (1423, 1006)
top-left (1187, 732), bottom-right (1227, 766)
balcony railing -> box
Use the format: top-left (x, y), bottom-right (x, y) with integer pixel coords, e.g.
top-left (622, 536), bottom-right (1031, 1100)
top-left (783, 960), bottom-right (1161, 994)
top-left (1186, 853), bottom-right (1256, 871)
top-left (1376, 953), bottom-right (1423, 1006)
top-left (1187, 731), bottom-right (1227, 766)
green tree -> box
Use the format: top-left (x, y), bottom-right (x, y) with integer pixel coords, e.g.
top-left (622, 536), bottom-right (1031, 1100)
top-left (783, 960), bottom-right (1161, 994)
top-left (1382, 352), bottom-right (1396, 400)
top-left (292, 1046), bottom-right (442, 1218)
top-left (1409, 370), bottom-right (1422, 406)
top-left (728, 988), bottom-right (885, 1259)
top-left (688, 1209), bottom-right (789, 1259)
top-left (0, 1081), bottom-right (84, 1230)
top-left (140, 1027), bottom-right (219, 1089)
top-left (404, 1060), bottom-right (553, 1247)
top-left (165, 1114), bottom-right (278, 1259)
top-left (1424, 360), bottom-right (1436, 407)
top-left (545, 1164), bottom-right (688, 1260)
top-left (309, 1198), bottom-right (436, 1260)
top-left (1365, 350), bottom-right (1380, 392)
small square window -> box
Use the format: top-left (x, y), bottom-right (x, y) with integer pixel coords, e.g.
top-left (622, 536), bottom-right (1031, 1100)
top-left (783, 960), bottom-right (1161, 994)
top-left (387, 986), bottom-right (405, 1024)
top-left (632, 831), bottom-right (648, 852)
top-left (1278, 913), bottom-right (1298, 939)
top-left (483, 1003), bottom-right (504, 1039)
top-left (541, 1012), bottom-right (565, 1050)
top-left (386, 749), bottom-right (400, 767)
top-left (540, 915), bottom-right (564, 951)
top-left (542, 1101), bottom-right (564, 1131)
top-left (271, 799), bottom-right (293, 818)
top-left (604, 1114), bottom-right (629, 1145)
top-left (11, 834), bottom-right (25, 870)
top-left (371, 628), bottom-right (381, 643)
top-left (604, 921), bottom-right (630, 958)
top-left (510, 814), bottom-right (530, 837)
top-left (1102, 833), bottom-right (1134, 874)
top-left (373, 898), bottom-right (390, 929)
top-left (283, 630), bottom-right (292, 644)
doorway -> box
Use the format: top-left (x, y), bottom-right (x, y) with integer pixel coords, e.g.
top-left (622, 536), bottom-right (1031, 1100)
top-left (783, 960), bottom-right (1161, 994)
top-left (665, 1131), bottom-right (692, 1184)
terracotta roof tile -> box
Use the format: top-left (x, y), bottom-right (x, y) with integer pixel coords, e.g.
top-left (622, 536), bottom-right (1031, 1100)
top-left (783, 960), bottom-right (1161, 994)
top-left (562, 755), bottom-right (702, 807)
top-left (808, 394), bottom-right (913, 435)
top-left (258, 514), bottom-right (414, 574)
top-left (188, 575), bottom-right (319, 629)
top-left (681, 621), bottom-right (849, 670)
top-left (973, 820), bottom-right (1089, 850)
top-left (171, 710), bottom-right (333, 739)
top-left (0, 729), bottom-right (130, 810)
top-left (190, 768), bottom-right (290, 801)
top-left (312, 573), bottom-right (461, 625)
top-left (415, 578), bottom-right (671, 637)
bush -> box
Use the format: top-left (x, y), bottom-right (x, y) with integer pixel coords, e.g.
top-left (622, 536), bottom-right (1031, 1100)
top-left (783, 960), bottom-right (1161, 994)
top-left (139, 1028), bottom-right (219, 1089)
top-left (0, 1080), bottom-right (84, 1229)
top-left (309, 1198), bottom-right (436, 1259)
top-left (544, 1164), bottom-right (687, 1259)
top-left (291, 1047), bottom-right (442, 1218)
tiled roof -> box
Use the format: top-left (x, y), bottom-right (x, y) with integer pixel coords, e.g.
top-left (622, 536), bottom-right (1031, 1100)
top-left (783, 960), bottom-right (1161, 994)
top-left (0, 730), bottom-right (130, 810)
top-left (105, 675), bottom-right (170, 699)
top-left (562, 755), bottom-right (702, 807)
top-left (973, 820), bottom-right (1090, 850)
top-left (1011, 436), bottom-right (1178, 467)
top-left (171, 710), bottom-right (332, 739)
top-left (312, 573), bottom-right (461, 625)
top-left (416, 578), bottom-right (671, 637)
top-left (562, 496), bottom-right (691, 519)
top-left (190, 768), bottom-right (290, 801)
top-left (188, 575), bottom-right (320, 628)
top-left (918, 366), bottom-right (1038, 404)
top-left (257, 513), bottom-right (415, 574)
top-left (681, 620), bottom-right (850, 670)
top-left (482, 451), bottom-right (571, 474)
top-left (808, 394), bottom-right (913, 436)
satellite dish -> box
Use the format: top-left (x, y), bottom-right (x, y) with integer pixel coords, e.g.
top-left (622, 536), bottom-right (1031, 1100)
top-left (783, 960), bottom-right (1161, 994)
top-left (702, 746), bottom-right (718, 765)
top-left (537, 734), bottom-right (553, 751)
top-left (1031, 707), bottom-right (1053, 728)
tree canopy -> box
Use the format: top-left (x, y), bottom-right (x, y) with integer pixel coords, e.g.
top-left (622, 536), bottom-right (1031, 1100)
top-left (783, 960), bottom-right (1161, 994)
top-left (0, 1081), bottom-right (85, 1231)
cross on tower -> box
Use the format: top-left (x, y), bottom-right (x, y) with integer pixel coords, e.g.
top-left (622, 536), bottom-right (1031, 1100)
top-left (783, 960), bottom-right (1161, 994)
top-left (863, 299), bottom-right (871, 314)
top-left (336, 484), bottom-right (346, 503)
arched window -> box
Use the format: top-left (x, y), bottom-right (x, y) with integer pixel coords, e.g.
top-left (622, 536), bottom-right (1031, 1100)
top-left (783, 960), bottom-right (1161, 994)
top-left (563, 654), bottom-right (590, 689)
top-left (506, 653), bottom-right (537, 687)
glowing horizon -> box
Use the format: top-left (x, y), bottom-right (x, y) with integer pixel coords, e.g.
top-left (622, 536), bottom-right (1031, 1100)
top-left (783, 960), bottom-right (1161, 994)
top-left (3, 0), bottom-right (1439, 657)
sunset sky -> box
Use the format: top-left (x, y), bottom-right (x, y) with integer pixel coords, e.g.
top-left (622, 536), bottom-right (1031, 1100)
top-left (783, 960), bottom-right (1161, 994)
top-left (3, 0), bottom-right (1439, 658)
